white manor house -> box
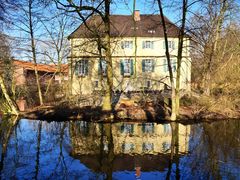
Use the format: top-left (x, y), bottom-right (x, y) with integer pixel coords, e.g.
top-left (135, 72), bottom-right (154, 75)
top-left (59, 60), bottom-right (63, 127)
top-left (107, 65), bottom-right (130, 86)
top-left (68, 10), bottom-right (191, 95)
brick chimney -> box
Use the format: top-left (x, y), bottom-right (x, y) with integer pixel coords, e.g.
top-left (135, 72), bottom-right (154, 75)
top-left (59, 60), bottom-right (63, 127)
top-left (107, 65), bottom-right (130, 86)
top-left (134, 10), bottom-right (140, 21)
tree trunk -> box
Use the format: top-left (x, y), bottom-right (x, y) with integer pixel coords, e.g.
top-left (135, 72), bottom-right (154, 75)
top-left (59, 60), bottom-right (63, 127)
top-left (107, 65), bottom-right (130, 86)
top-left (69, 39), bottom-right (74, 97)
top-left (34, 121), bottom-right (42, 179)
top-left (166, 122), bottom-right (179, 179)
top-left (0, 75), bottom-right (19, 115)
top-left (28, 0), bottom-right (43, 105)
top-left (0, 116), bottom-right (18, 172)
top-left (157, 0), bottom-right (176, 121)
top-left (102, 0), bottom-right (113, 112)
top-left (176, 0), bottom-right (188, 116)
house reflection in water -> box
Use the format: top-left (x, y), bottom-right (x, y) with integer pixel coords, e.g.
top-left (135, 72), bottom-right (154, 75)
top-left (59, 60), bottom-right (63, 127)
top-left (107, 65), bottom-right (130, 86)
top-left (114, 123), bottom-right (189, 155)
top-left (70, 122), bottom-right (190, 173)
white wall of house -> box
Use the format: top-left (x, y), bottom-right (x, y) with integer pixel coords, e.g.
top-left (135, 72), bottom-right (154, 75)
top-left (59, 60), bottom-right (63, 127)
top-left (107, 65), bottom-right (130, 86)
top-left (70, 37), bottom-right (191, 95)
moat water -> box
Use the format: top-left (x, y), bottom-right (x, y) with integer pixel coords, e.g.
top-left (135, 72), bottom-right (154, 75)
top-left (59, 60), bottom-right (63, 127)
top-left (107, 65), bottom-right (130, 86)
top-left (0, 118), bottom-right (239, 179)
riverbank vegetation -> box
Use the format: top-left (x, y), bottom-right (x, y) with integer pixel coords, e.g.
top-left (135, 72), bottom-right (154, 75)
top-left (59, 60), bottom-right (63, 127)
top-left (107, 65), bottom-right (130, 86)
top-left (0, 0), bottom-right (240, 121)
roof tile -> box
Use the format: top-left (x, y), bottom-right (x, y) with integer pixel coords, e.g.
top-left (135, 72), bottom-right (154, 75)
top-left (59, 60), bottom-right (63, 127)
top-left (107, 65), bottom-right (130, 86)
top-left (68, 14), bottom-right (180, 39)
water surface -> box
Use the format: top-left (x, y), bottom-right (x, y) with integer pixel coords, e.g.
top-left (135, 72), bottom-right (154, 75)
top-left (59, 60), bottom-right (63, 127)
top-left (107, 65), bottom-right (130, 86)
top-left (0, 118), bottom-right (239, 179)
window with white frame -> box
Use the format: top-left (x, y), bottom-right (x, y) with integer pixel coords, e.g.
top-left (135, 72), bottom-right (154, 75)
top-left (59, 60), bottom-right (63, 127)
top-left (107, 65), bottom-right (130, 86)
top-left (163, 59), bottom-right (177, 72)
top-left (142, 59), bottom-right (154, 72)
top-left (121, 41), bottom-right (133, 49)
top-left (120, 59), bottom-right (133, 76)
top-left (75, 60), bottom-right (88, 76)
top-left (163, 40), bottom-right (175, 50)
top-left (142, 41), bottom-right (154, 49)
top-left (99, 59), bottom-right (107, 76)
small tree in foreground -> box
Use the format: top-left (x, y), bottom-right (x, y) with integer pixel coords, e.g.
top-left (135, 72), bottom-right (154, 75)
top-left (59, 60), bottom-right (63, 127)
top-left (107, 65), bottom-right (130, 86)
top-left (157, 0), bottom-right (189, 120)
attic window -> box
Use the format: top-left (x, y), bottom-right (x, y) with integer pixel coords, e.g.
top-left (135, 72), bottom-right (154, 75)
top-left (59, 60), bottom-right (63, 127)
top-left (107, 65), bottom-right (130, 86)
top-left (131, 27), bottom-right (139, 30)
top-left (148, 30), bottom-right (155, 34)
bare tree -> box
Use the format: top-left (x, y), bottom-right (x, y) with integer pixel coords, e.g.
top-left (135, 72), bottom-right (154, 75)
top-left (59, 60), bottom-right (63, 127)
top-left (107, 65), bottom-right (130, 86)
top-left (157, 0), bottom-right (193, 120)
top-left (0, 116), bottom-right (19, 171)
top-left (0, 33), bottom-right (19, 115)
top-left (157, 0), bottom-right (177, 120)
top-left (55, 0), bottom-right (114, 114)
top-left (9, 0), bottom-right (45, 105)
top-left (0, 1), bottom-right (20, 115)
top-left (191, 0), bottom-right (231, 95)
top-left (39, 7), bottom-right (72, 96)
top-left (0, 75), bottom-right (19, 115)
top-left (175, 0), bottom-right (188, 115)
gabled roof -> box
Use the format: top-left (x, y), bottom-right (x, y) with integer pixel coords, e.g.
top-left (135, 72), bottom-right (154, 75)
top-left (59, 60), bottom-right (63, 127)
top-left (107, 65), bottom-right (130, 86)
top-left (68, 14), bottom-right (181, 39)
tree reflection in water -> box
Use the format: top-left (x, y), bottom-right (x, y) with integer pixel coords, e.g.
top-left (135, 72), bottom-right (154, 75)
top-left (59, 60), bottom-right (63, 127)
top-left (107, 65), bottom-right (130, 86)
top-left (0, 119), bottom-right (239, 179)
top-left (0, 116), bottom-right (18, 173)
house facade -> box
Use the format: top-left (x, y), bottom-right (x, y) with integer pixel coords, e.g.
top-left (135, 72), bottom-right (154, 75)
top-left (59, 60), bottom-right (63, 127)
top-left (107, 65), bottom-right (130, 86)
top-left (68, 11), bottom-right (191, 95)
top-left (13, 60), bottom-right (68, 86)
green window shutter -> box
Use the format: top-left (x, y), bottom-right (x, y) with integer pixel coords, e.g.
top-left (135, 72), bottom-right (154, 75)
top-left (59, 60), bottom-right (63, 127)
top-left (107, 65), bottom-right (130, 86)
top-left (172, 59), bottom-right (177, 72)
top-left (173, 64), bottom-right (176, 72)
top-left (103, 60), bottom-right (107, 76)
top-left (172, 41), bottom-right (175, 50)
top-left (163, 41), bottom-right (165, 49)
top-left (152, 60), bottom-right (155, 72)
top-left (98, 59), bottom-right (101, 75)
top-left (75, 62), bottom-right (79, 76)
top-left (142, 41), bottom-right (145, 49)
top-left (152, 42), bottom-right (154, 49)
top-left (164, 59), bottom-right (168, 72)
top-left (130, 59), bottom-right (134, 75)
top-left (130, 41), bottom-right (133, 49)
top-left (85, 60), bottom-right (88, 75)
top-left (121, 42), bottom-right (124, 49)
top-left (142, 59), bottom-right (145, 72)
top-left (120, 60), bottom-right (124, 75)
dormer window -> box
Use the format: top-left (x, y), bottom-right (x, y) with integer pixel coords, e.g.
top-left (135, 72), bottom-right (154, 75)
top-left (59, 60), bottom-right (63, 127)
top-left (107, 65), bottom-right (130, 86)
top-left (147, 30), bottom-right (155, 34)
top-left (131, 27), bottom-right (139, 30)
top-left (121, 41), bottom-right (133, 49)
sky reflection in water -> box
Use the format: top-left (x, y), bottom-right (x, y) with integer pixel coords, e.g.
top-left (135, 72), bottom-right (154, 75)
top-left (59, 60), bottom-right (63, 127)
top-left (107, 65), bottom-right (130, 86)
top-left (0, 118), bottom-right (239, 179)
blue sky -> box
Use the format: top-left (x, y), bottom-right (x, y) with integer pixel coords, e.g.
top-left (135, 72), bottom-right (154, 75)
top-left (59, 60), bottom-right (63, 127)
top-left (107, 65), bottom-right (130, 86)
top-left (8, 0), bottom-right (240, 61)
top-left (112, 0), bottom-right (240, 24)
top-left (5, 0), bottom-right (182, 61)
top-left (112, 0), bottom-right (155, 14)
top-left (111, 0), bottom-right (177, 22)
